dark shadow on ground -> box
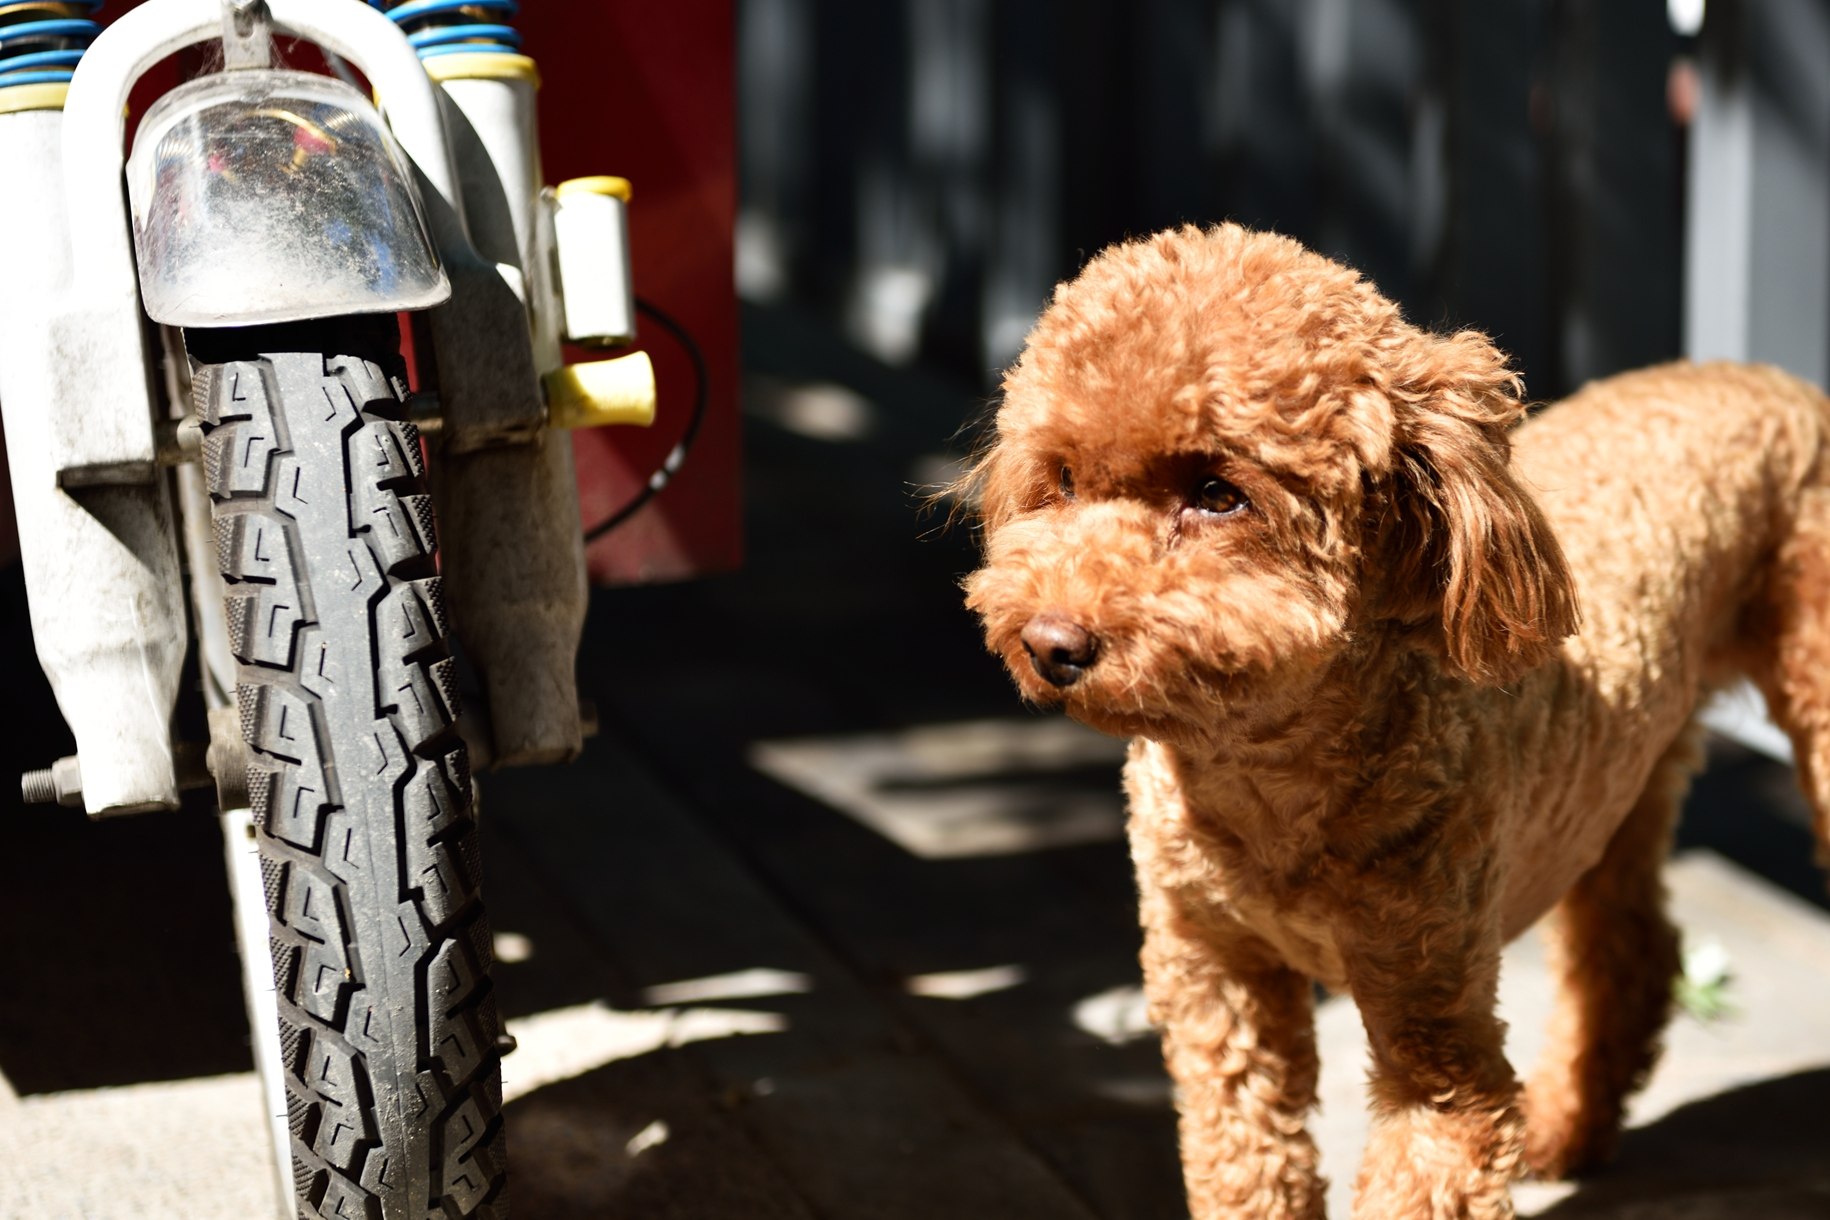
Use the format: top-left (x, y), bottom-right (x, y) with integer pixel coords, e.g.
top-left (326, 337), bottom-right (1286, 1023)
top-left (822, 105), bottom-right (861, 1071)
top-left (1538, 1069), bottom-right (1830, 1218)
top-left (575, 303), bottom-right (1187, 1218)
top-left (0, 563), bottom-right (250, 1094)
top-left (505, 1054), bottom-right (818, 1220)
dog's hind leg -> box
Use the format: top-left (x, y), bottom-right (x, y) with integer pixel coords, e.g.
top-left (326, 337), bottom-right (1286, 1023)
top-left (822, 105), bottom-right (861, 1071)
top-left (1140, 883), bottom-right (1325, 1220)
top-left (1521, 728), bottom-right (1696, 1179)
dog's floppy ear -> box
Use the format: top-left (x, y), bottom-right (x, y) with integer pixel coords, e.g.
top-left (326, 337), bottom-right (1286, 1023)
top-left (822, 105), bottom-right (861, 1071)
top-left (1376, 330), bottom-right (1579, 686)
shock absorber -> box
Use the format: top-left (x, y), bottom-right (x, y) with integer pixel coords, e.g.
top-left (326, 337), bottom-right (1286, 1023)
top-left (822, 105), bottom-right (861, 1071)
top-left (383, 0), bottom-right (638, 354)
top-left (374, 0), bottom-right (651, 768)
top-left (372, 0), bottom-right (522, 61)
top-left (371, 0), bottom-right (599, 768)
top-left (0, 0), bottom-right (189, 817)
top-left (0, 0), bottom-right (103, 99)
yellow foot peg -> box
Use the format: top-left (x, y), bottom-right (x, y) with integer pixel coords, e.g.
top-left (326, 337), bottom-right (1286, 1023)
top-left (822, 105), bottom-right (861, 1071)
top-left (543, 350), bottom-right (657, 429)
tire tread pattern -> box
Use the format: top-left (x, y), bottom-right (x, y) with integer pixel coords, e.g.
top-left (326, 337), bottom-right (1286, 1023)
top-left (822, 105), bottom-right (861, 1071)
top-left (198, 344), bottom-right (507, 1220)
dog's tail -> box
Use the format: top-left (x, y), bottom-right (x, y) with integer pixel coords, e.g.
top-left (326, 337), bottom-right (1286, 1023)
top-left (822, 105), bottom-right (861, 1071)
top-left (1757, 420), bottom-right (1830, 881)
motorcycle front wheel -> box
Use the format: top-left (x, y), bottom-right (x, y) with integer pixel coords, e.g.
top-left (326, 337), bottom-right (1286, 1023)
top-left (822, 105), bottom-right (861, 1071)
top-left (187, 317), bottom-right (508, 1220)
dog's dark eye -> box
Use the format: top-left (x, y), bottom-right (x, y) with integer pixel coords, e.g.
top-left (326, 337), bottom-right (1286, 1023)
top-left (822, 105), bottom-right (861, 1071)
top-left (1196, 475), bottom-right (1248, 515)
top-left (1059, 465), bottom-right (1075, 500)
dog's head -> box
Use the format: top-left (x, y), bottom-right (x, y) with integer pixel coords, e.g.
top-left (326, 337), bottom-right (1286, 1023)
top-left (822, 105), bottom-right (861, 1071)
top-left (964, 225), bottom-right (1577, 748)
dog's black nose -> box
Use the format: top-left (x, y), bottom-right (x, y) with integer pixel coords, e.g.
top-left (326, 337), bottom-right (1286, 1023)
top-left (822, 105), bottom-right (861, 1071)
top-left (1021, 614), bottom-right (1098, 687)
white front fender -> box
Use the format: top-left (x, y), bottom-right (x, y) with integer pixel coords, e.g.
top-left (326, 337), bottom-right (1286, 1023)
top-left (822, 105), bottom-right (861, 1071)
top-left (56, 0), bottom-right (477, 482)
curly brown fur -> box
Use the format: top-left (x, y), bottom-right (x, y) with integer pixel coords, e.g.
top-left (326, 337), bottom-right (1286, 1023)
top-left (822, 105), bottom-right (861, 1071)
top-left (964, 224), bottom-right (1830, 1218)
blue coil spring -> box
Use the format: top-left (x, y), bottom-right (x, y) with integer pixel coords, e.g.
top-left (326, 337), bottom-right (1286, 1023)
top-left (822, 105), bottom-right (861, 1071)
top-left (0, 2), bottom-right (105, 88)
top-left (374, 0), bottom-right (522, 60)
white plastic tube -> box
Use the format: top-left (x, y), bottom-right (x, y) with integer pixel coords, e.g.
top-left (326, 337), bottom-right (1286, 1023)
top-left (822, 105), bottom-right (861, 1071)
top-left (553, 179), bottom-right (638, 347)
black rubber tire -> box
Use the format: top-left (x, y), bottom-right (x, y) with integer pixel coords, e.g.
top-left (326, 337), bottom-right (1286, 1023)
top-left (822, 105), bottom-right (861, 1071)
top-left (188, 318), bottom-right (507, 1220)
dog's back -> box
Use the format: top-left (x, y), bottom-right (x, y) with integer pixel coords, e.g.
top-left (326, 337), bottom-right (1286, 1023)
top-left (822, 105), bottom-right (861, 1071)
top-left (1496, 361), bottom-right (1830, 928)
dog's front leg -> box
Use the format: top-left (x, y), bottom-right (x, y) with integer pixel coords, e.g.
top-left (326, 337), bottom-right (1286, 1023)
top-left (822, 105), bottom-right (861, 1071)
top-left (1346, 933), bottom-right (1523, 1220)
top-left (1141, 884), bottom-right (1324, 1220)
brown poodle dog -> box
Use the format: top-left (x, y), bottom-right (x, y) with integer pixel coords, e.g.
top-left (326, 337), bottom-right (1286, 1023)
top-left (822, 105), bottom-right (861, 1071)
top-left (964, 224), bottom-right (1830, 1218)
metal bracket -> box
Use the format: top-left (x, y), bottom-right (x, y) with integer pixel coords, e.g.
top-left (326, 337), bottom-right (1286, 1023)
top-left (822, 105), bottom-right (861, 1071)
top-left (206, 705), bottom-right (251, 810)
top-left (20, 740), bottom-right (214, 818)
top-left (154, 414), bottom-right (205, 466)
top-left (220, 0), bottom-right (272, 71)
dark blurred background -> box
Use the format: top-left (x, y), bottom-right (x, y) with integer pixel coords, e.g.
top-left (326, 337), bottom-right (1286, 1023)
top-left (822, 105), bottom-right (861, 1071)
top-left (734, 0), bottom-right (1695, 402)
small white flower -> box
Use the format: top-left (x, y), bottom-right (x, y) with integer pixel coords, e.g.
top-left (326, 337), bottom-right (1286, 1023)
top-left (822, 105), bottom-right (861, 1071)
top-left (1677, 936), bottom-right (1736, 1023)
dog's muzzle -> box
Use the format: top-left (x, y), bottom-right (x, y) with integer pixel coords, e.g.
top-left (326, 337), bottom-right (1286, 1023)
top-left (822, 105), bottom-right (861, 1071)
top-left (1021, 613), bottom-right (1098, 687)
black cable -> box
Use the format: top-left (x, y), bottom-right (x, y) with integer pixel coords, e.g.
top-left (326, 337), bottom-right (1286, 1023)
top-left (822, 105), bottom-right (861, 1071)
top-left (583, 297), bottom-right (709, 543)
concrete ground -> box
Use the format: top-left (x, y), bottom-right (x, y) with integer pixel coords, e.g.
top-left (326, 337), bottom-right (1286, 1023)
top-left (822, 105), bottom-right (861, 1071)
top-left (3, 303), bottom-right (1829, 1218)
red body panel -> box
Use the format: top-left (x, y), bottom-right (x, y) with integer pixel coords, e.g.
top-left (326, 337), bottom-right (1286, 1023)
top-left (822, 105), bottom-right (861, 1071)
top-left (524, 1), bottom-right (741, 584)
